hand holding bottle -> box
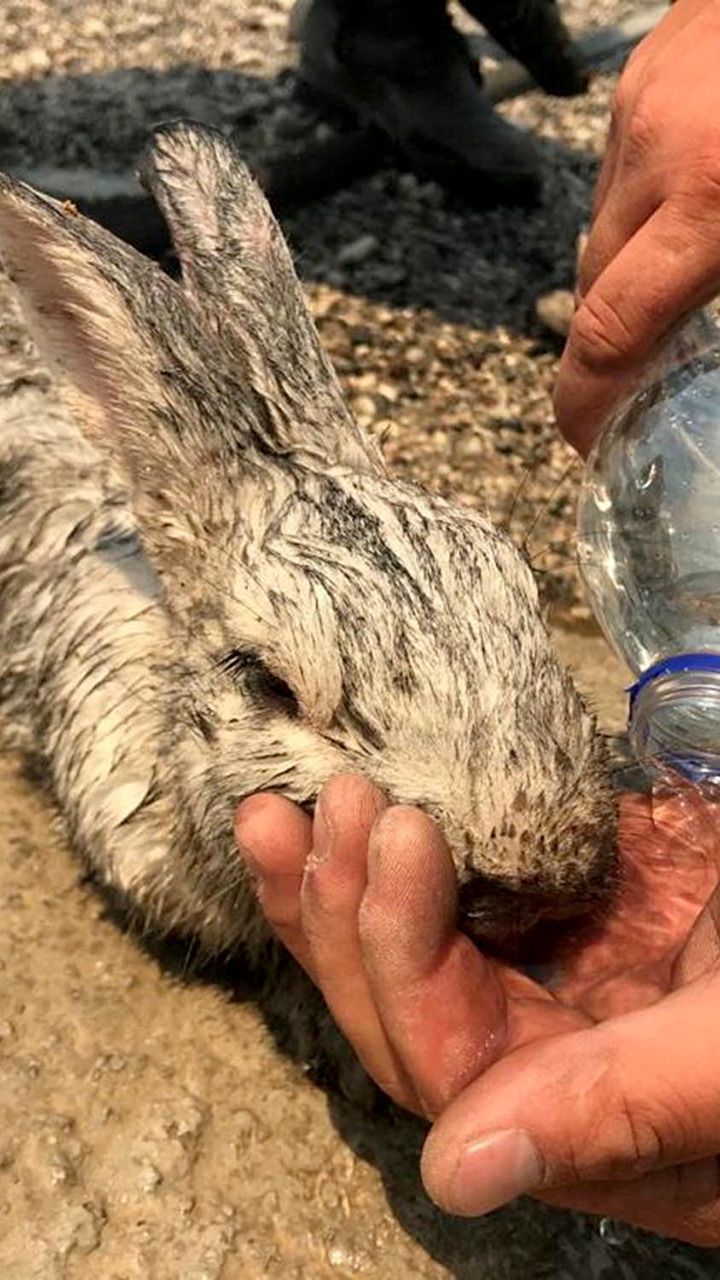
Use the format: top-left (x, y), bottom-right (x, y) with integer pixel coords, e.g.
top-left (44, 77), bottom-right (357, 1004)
top-left (554, 0), bottom-right (720, 456)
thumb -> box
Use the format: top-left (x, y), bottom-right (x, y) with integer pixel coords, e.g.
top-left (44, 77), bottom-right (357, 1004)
top-left (420, 970), bottom-right (720, 1216)
top-left (554, 200), bottom-right (720, 456)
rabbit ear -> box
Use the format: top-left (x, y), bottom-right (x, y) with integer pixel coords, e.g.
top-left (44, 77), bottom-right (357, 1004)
top-left (0, 172), bottom-right (257, 566)
top-left (137, 120), bottom-right (381, 472)
top-left (0, 175), bottom-right (170, 451)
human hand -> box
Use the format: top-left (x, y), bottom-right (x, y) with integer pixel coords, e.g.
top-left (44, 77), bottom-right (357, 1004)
top-left (554, 0), bottom-right (720, 455)
top-left (236, 774), bottom-right (720, 1244)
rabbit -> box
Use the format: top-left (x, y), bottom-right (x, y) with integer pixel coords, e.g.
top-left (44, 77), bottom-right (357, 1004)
top-left (0, 121), bottom-right (616, 1094)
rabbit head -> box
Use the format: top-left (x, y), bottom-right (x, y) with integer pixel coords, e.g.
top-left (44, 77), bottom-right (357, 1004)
top-left (0, 122), bottom-right (616, 955)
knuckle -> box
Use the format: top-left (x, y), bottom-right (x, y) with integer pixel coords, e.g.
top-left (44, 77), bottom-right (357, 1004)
top-left (609, 80), bottom-right (630, 130)
top-left (616, 35), bottom-right (654, 102)
top-left (611, 1092), bottom-right (666, 1174)
top-left (565, 1084), bottom-right (664, 1182)
top-left (621, 42), bottom-right (644, 83)
top-left (569, 291), bottom-right (636, 373)
top-left (609, 57), bottom-right (644, 131)
top-left (303, 850), bottom-right (361, 919)
top-left (562, 1039), bottom-right (698, 1183)
top-left (598, 1062), bottom-right (701, 1180)
top-left (679, 153), bottom-right (720, 209)
top-left (621, 92), bottom-right (660, 167)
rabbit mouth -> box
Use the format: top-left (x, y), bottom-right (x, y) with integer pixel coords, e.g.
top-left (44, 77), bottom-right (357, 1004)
top-left (457, 870), bottom-right (615, 964)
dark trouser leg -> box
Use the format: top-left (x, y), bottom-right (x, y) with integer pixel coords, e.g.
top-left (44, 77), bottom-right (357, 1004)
top-left (294, 0), bottom-right (542, 207)
top-left (461, 0), bottom-right (589, 96)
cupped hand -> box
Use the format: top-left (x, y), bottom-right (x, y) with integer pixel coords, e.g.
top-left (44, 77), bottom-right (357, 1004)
top-left (236, 774), bottom-right (720, 1245)
top-left (554, 0), bottom-right (720, 454)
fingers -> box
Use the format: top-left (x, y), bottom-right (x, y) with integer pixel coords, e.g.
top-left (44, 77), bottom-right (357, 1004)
top-left (237, 786), bottom-right (590, 1121)
top-left (358, 807), bottom-right (509, 1116)
top-left (577, 183), bottom-right (659, 302)
top-left (299, 776), bottom-right (420, 1111)
top-left (579, 92), bottom-right (659, 297)
top-left (238, 777), bottom-right (419, 1110)
top-left (235, 793), bottom-right (314, 971)
top-left (420, 969), bottom-right (720, 1226)
top-left (555, 0), bottom-right (720, 454)
top-left (555, 198), bottom-right (720, 454)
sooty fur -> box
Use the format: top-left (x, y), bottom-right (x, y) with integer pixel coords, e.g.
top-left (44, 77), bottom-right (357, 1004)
top-left (0, 122), bottom-right (616, 1091)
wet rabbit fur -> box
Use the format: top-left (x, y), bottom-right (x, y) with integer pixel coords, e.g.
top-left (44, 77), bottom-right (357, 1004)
top-left (0, 122), bottom-right (615, 1088)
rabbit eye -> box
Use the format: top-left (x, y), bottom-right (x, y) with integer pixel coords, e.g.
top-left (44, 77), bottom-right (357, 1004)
top-left (220, 649), bottom-right (300, 718)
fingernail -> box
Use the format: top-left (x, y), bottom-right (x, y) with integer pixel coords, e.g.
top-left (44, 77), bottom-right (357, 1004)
top-left (439, 1130), bottom-right (544, 1216)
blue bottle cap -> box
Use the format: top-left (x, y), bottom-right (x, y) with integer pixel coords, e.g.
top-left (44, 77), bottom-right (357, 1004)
top-left (627, 652), bottom-right (720, 707)
top-left (627, 652), bottom-right (720, 783)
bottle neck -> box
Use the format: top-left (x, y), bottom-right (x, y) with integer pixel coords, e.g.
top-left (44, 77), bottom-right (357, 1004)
top-left (629, 654), bottom-right (720, 785)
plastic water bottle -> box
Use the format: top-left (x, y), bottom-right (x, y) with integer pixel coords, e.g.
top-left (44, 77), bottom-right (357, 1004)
top-left (577, 309), bottom-right (720, 784)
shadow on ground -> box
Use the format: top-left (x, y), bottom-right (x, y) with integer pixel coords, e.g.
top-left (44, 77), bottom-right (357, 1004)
top-left (0, 63), bottom-right (596, 332)
top-left (101, 892), bottom-right (720, 1280)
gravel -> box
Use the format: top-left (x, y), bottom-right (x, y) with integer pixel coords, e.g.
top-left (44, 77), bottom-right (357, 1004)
top-left (5, 4), bottom-right (720, 1278)
top-left (0, 0), bottom-right (634, 620)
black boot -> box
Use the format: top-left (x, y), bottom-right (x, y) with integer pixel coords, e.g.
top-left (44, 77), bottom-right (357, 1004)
top-left (293, 0), bottom-right (542, 207)
top-left (462, 0), bottom-right (589, 97)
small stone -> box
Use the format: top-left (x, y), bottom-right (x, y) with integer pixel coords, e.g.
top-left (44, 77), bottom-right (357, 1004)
top-left (376, 381), bottom-right (398, 403)
top-left (569, 602), bottom-right (593, 622)
top-left (396, 172), bottom-right (420, 197)
top-left (405, 346), bottom-right (425, 365)
top-left (81, 17), bottom-right (107, 38)
top-left (372, 264), bottom-right (408, 286)
top-left (309, 290), bottom-right (338, 319)
top-left (66, 1202), bottom-right (105, 1256)
top-left (350, 397), bottom-right (376, 428)
top-left (336, 235), bottom-right (379, 266)
top-left (535, 288), bottom-right (575, 338)
top-left (353, 371), bottom-right (378, 391)
top-left (136, 1158), bottom-right (163, 1192)
top-left (23, 47), bottom-right (51, 74)
top-left (455, 435), bottom-right (486, 462)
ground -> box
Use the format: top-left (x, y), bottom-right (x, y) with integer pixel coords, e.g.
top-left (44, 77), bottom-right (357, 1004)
top-left (1, 2), bottom-right (720, 1277)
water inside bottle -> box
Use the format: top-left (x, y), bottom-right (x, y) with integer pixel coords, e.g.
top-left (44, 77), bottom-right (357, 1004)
top-left (578, 346), bottom-right (720, 675)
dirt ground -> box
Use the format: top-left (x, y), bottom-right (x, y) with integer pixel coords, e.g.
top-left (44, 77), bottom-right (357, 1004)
top-left (2, 637), bottom-right (709, 1280)
top-left (2, 2), bottom-right (720, 1277)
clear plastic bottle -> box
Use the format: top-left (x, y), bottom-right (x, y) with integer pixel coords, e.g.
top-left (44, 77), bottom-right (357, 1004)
top-left (577, 309), bottom-right (720, 783)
